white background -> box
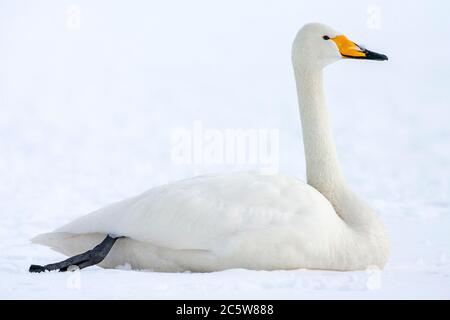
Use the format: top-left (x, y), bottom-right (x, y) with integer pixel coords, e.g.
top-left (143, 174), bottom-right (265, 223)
top-left (0, 0), bottom-right (449, 298)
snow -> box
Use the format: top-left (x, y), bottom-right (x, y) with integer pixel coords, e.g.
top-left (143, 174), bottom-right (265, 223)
top-left (1, 0), bottom-right (449, 299)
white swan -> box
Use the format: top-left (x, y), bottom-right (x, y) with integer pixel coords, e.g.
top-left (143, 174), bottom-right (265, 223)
top-left (31, 23), bottom-right (389, 272)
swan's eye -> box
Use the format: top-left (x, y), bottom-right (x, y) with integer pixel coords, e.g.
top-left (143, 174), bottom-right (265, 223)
top-left (323, 35), bottom-right (330, 40)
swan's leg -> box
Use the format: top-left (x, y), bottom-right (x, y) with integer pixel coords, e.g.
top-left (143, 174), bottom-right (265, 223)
top-left (29, 234), bottom-right (123, 273)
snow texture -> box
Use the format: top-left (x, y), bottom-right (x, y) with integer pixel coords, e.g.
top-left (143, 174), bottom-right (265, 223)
top-left (0, 0), bottom-right (449, 299)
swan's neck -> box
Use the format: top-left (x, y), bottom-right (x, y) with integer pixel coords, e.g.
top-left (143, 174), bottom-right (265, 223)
top-left (294, 67), bottom-right (345, 197)
top-left (294, 66), bottom-right (373, 226)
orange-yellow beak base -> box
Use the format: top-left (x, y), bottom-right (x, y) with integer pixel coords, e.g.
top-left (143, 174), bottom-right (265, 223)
top-left (331, 35), bottom-right (388, 61)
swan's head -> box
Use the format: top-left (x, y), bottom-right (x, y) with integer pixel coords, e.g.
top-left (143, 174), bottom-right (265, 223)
top-left (292, 23), bottom-right (388, 69)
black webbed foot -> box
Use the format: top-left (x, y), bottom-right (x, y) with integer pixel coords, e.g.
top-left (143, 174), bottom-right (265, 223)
top-left (29, 234), bottom-right (122, 273)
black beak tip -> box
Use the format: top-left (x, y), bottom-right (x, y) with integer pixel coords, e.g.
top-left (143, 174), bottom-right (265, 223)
top-left (378, 53), bottom-right (388, 61)
top-left (366, 50), bottom-right (388, 61)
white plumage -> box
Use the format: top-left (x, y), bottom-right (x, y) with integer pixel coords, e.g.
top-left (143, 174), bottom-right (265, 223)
top-left (35, 172), bottom-right (346, 271)
top-left (32, 23), bottom-right (390, 272)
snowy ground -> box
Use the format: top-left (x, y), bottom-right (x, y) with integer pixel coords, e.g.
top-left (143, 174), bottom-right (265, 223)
top-left (1, 0), bottom-right (449, 299)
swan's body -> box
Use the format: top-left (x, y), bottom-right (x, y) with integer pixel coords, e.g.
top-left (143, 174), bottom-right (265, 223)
top-left (32, 23), bottom-right (390, 272)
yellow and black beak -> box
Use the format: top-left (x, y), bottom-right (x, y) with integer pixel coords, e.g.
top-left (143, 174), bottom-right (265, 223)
top-left (331, 35), bottom-right (388, 61)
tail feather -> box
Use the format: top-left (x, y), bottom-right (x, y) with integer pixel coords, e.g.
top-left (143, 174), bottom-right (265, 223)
top-left (31, 232), bottom-right (108, 258)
